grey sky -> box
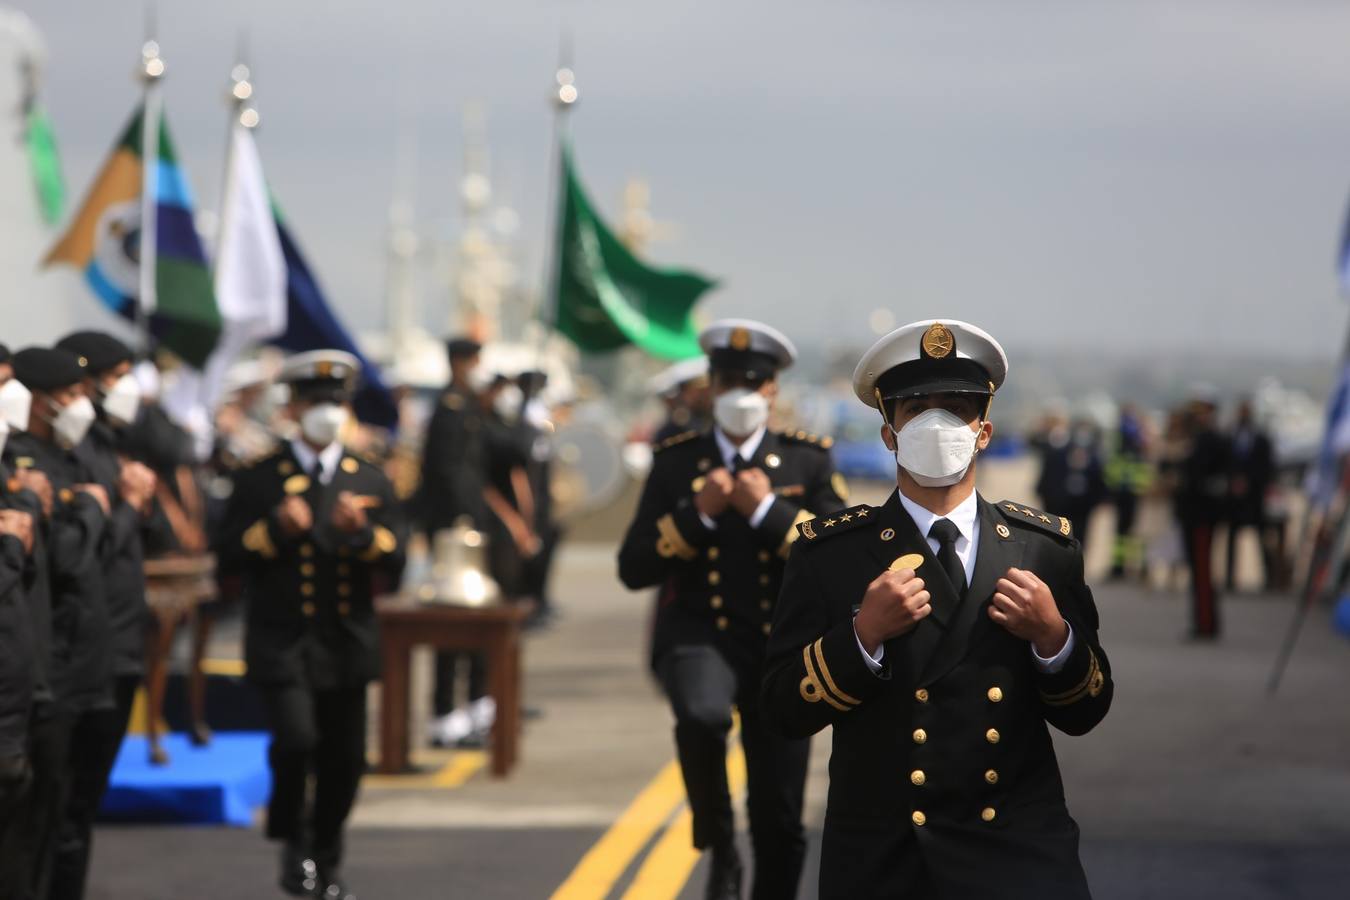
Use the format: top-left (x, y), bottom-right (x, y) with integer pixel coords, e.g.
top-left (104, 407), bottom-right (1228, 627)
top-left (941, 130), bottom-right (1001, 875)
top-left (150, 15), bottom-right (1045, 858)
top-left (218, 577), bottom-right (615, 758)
top-left (11, 0), bottom-right (1350, 361)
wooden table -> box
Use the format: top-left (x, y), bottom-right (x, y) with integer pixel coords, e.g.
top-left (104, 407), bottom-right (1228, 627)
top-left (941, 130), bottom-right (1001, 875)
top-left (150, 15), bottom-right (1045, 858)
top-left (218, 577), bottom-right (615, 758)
top-left (376, 599), bottom-right (532, 778)
top-left (143, 554), bottom-right (217, 765)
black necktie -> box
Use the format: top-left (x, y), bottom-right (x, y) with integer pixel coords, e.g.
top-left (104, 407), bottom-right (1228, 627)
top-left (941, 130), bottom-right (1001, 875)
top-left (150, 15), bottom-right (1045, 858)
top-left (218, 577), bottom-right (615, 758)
top-left (928, 518), bottom-right (967, 599)
top-left (732, 454), bottom-right (750, 474)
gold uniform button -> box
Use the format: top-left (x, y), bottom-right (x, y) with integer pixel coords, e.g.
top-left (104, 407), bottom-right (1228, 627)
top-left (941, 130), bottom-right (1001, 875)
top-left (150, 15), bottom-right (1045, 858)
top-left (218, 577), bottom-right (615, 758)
top-left (981, 807), bottom-right (997, 822)
top-left (710, 595), bottom-right (724, 609)
top-left (762, 623), bottom-right (772, 636)
top-left (707, 547), bottom-right (719, 561)
top-left (301, 602), bottom-right (316, 617)
top-left (708, 572), bottom-right (721, 586)
top-left (337, 601), bottom-right (351, 615)
top-left (985, 769), bottom-right (999, 785)
top-left (337, 584), bottom-right (351, 597)
top-left (760, 599), bottom-right (771, 611)
top-left (758, 551), bottom-right (770, 563)
top-left (299, 543), bottom-right (314, 558)
top-left (337, 563), bottom-right (350, 576)
top-left (986, 728), bottom-right (1001, 744)
top-left (915, 689), bottom-right (929, 703)
top-left (987, 687), bottom-right (1003, 703)
top-left (910, 770), bottom-right (926, 786)
top-left (300, 583), bottom-right (315, 597)
top-left (716, 616), bottom-right (729, 631)
top-left (300, 563), bottom-right (315, 577)
top-left (912, 728), bottom-right (927, 745)
top-left (759, 574), bottom-right (770, 586)
top-left (911, 810), bottom-right (926, 827)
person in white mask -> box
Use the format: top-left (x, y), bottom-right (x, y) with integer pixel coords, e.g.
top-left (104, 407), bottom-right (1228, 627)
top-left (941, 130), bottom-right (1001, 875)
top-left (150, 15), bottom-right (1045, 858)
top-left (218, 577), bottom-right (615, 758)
top-left (619, 319), bottom-right (848, 900)
top-left (762, 319), bottom-right (1114, 900)
top-left (216, 349), bottom-right (404, 900)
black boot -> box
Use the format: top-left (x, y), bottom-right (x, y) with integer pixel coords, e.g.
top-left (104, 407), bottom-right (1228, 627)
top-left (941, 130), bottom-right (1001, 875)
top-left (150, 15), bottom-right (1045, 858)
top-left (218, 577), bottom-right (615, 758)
top-left (318, 865), bottom-right (356, 900)
top-left (706, 844), bottom-right (743, 900)
top-left (279, 843), bottom-right (320, 896)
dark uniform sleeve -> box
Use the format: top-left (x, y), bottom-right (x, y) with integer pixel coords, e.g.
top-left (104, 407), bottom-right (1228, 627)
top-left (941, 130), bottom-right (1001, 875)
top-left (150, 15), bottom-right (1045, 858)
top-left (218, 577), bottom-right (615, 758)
top-left (47, 492), bottom-right (106, 582)
top-left (1035, 540), bottom-right (1113, 736)
top-left (423, 402), bottom-right (481, 523)
top-left (761, 539), bottom-right (888, 739)
top-left (756, 446), bottom-right (848, 559)
top-left (328, 465), bottom-right (407, 580)
top-left (617, 454), bottom-right (715, 591)
top-left (215, 462), bottom-right (285, 575)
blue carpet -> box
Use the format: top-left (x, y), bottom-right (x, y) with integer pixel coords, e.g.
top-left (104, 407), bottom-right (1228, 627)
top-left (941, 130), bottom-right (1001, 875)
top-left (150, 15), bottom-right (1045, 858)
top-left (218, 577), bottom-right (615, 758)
top-left (100, 733), bottom-right (272, 827)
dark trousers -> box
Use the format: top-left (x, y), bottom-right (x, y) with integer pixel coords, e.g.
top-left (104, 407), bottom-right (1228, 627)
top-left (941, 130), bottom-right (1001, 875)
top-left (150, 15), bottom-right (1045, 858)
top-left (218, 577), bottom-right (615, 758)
top-left (48, 675), bottom-right (138, 900)
top-left (433, 652), bottom-right (487, 717)
top-left (659, 644), bottom-right (809, 900)
top-left (0, 705), bottom-right (72, 900)
top-left (1225, 504), bottom-right (1274, 591)
top-left (1183, 520), bottom-right (1221, 636)
top-left (259, 684), bottom-right (367, 869)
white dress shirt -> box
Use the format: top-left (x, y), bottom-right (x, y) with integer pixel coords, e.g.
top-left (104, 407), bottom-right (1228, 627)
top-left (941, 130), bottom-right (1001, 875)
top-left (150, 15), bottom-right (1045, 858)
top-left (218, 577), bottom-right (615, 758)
top-left (288, 438), bottom-right (345, 486)
top-left (697, 426), bottom-right (778, 530)
top-left (856, 489), bottom-right (1074, 675)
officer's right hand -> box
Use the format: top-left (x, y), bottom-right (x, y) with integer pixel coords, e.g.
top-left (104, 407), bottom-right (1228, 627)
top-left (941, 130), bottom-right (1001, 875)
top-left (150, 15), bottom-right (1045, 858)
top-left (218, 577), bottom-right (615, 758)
top-left (276, 496), bottom-right (313, 537)
top-left (854, 568), bottom-right (931, 654)
top-left (13, 469), bottom-right (52, 518)
top-left (0, 509), bottom-right (34, 555)
top-left (694, 468), bottom-right (735, 518)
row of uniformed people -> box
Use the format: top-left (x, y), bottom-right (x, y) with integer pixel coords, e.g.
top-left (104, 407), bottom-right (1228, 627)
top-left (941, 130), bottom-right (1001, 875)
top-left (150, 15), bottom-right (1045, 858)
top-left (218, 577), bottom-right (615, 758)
top-left (0, 333), bottom-right (166, 900)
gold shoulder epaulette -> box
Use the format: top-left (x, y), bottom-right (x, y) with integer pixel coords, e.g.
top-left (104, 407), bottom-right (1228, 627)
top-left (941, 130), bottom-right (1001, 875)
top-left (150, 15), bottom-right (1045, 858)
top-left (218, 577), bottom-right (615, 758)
top-left (653, 430), bottom-right (699, 453)
top-left (781, 429), bottom-right (835, 450)
top-left (796, 504), bottom-right (874, 542)
top-left (996, 500), bottom-right (1074, 540)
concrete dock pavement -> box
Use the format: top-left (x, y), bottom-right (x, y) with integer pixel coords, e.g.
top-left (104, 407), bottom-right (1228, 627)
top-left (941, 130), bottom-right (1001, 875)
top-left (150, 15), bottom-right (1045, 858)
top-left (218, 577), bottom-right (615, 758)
top-left (87, 482), bottom-right (1350, 899)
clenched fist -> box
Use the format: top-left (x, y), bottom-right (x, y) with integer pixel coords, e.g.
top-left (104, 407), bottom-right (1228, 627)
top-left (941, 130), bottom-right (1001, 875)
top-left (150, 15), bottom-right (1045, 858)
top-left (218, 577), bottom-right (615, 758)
top-left (694, 468), bottom-right (735, 519)
top-left (73, 483), bottom-right (110, 517)
top-left (276, 495), bottom-right (313, 537)
top-left (330, 491), bottom-right (369, 534)
top-left (729, 468), bottom-right (771, 517)
top-left (988, 567), bottom-right (1069, 658)
top-left (117, 460), bottom-right (157, 514)
top-left (854, 567), bottom-right (932, 655)
top-left (0, 509), bottom-right (34, 554)
top-left (13, 469), bottom-right (52, 518)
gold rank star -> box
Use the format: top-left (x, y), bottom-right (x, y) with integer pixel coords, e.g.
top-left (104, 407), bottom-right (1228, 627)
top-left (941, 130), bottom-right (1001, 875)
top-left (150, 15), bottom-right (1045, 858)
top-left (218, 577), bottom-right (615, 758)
top-left (824, 518), bottom-right (837, 527)
top-left (840, 513), bottom-right (853, 522)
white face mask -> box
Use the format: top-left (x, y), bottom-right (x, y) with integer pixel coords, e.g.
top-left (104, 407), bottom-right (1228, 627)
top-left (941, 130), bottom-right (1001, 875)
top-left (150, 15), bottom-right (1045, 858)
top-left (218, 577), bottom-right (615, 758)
top-left (100, 373), bottom-right (141, 427)
top-left (0, 379), bottom-right (32, 432)
top-left (713, 388), bottom-right (770, 437)
top-left (892, 407), bottom-right (981, 487)
top-left (50, 395), bottom-right (96, 450)
top-left (493, 384), bottom-right (523, 419)
top-left (0, 420), bottom-right (9, 459)
top-left (300, 403), bottom-right (347, 447)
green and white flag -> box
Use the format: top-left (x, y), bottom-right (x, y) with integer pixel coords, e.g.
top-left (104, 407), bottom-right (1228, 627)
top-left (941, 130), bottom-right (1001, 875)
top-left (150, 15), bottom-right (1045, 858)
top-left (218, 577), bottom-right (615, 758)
top-left (551, 142), bottom-right (715, 360)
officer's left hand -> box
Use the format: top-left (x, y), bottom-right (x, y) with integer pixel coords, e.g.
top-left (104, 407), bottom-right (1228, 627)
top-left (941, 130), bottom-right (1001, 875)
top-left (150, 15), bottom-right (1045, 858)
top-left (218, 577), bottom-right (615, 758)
top-left (729, 468), bottom-right (771, 517)
top-left (330, 491), bottom-right (369, 533)
top-left (989, 568), bottom-right (1069, 658)
top-left (0, 509), bottom-right (34, 555)
top-left (73, 483), bottom-right (110, 516)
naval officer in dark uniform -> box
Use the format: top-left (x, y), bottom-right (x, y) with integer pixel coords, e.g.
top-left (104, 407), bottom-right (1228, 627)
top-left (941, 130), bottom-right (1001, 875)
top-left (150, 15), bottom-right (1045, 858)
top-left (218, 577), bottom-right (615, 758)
top-left (217, 350), bottom-right (406, 900)
top-left (620, 320), bottom-right (848, 900)
top-left (762, 319), bottom-right (1113, 900)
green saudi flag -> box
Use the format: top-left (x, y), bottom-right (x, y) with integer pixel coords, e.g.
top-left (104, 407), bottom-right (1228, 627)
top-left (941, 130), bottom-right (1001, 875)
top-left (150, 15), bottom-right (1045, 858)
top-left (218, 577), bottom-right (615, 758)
top-left (26, 102), bottom-right (65, 226)
top-left (552, 143), bottom-right (715, 360)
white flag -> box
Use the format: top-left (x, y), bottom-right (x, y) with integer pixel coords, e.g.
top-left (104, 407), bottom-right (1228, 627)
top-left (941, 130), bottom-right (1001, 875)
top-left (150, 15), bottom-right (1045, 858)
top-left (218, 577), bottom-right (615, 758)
top-left (162, 120), bottom-right (286, 456)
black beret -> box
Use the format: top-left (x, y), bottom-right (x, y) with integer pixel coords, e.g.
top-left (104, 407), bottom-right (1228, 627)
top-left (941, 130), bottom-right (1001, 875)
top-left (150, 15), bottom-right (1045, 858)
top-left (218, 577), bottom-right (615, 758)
top-left (12, 347), bottom-right (86, 391)
top-left (446, 337), bottom-right (482, 360)
top-left (55, 331), bottom-right (133, 375)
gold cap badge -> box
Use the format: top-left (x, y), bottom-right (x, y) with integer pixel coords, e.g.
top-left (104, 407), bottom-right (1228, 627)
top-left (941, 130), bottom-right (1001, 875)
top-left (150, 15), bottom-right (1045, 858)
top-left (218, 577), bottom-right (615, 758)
top-left (730, 327), bottom-right (751, 350)
top-left (921, 322), bottom-right (955, 359)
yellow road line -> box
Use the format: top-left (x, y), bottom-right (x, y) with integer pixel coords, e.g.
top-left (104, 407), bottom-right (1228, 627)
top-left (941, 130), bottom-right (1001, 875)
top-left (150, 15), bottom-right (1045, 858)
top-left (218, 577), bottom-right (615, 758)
top-left (433, 750), bottom-right (488, 787)
top-left (200, 658), bottom-right (247, 677)
top-left (548, 760), bottom-right (688, 900)
top-left (619, 742), bottom-right (748, 900)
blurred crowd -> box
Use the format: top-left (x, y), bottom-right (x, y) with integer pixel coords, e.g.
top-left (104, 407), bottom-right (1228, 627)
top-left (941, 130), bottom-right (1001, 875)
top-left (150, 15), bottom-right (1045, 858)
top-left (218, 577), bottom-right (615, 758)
top-left (1030, 391), bottom-right (1284, 639)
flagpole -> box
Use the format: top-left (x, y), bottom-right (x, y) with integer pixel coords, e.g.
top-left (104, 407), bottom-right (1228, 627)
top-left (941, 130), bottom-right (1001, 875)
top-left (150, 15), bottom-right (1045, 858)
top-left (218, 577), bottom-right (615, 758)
top-left (218, 46), bottom-right (255, 269)
top-left (137, 18), bottom-right (164, 355)
top-left (520, 34), bottom-right (578, 415)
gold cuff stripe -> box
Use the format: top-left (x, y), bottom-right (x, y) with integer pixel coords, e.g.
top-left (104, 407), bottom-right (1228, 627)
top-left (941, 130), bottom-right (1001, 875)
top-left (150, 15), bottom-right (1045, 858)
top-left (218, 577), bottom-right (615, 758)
top-left (358, 525), bottom-right (399, 562)
top-left (811, 637), bottom-right (862, 707)
top-left (1040, 649), bottom-right (1103, 707)
top-left (655, 514), bottom-right (698, 561)
top-left (778, 508), bottom-right (815, 559)
top-left (242, 519), bottom-right (277, 560)
top-left (799, 643), bottom-right (851, 712)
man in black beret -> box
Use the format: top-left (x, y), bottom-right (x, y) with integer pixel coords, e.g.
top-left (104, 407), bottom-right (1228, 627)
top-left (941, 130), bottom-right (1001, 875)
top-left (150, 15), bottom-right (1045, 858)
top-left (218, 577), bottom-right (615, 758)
top-left (0, 347), bottom-right (109, 899)
top-left (44, 332), bottom-right (157, 900)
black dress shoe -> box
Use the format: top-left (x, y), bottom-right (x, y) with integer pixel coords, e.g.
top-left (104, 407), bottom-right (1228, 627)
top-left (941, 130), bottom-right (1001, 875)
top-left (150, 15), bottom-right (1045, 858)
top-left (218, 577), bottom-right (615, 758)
top-left (705, 846), bottom-right (742, 900)
top-left (279, 843), bottom-right (320, 896)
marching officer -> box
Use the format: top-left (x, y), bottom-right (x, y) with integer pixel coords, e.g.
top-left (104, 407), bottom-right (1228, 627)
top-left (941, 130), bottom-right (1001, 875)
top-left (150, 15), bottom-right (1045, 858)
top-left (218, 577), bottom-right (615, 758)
top-left (217, 350), bottom-right (406, 900)
top-left (762, 319), bottom-right (1113, 899)
top-left (49, 331), bottom-right (157, 900)
top-left (619, 319), bottom-right (848, 900)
